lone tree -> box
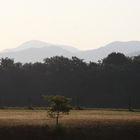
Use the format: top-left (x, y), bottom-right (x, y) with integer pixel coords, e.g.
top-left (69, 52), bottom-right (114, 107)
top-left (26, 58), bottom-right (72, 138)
top-left (43, 95), bottom-right (72, 126)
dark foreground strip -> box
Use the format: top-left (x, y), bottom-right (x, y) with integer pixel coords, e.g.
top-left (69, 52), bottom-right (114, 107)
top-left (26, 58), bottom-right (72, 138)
top-left (0, 124), bottom-right (139, 140)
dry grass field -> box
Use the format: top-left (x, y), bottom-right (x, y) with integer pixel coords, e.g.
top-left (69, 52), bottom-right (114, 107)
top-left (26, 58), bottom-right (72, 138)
top-left (0, 109), bottom-right (139, 126)
top-left (0, 109), bottom-right (139, 140)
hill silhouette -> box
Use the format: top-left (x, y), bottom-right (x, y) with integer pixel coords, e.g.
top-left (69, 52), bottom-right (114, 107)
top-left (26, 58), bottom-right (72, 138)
top-left (1, 40), bottom-right (140, 62)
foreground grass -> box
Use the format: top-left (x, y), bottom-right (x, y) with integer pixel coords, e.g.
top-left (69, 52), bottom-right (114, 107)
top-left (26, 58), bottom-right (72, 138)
top-left (0, 109), bottom-right (139, 140)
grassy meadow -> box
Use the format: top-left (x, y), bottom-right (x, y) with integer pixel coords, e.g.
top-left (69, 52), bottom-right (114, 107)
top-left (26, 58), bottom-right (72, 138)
top-left (0, 109), bottom-right (139, 140)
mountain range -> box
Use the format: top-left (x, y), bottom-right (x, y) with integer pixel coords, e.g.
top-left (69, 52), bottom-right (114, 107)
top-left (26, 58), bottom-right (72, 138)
top-left (1, 40), bottom-right (140, 63)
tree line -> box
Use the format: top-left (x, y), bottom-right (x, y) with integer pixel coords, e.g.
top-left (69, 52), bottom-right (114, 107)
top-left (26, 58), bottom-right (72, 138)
top-left (0, 52), bottom-right (140, 108)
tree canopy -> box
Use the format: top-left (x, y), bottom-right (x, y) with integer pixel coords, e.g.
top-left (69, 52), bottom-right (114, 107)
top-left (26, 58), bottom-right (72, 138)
top-left (43, 95), bottom-right (71, 126)
top-left (0, 53), bottom-right (139, 109)
top-left (102, 52), bottom-right (131, 66)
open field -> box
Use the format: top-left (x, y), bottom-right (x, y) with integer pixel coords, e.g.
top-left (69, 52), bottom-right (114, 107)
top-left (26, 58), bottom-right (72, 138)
top-left (0, 109), bottom-right (140, 126)
top-left (0, 109), bottom-right (140, 140)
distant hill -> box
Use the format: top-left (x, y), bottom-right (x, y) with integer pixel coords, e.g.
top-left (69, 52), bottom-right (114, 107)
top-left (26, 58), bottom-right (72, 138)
top-left (3, 40), bottom-right (79, 53)
top-left (1, 40), bottom-right (140, 62)
top-left (76, 41), bottom-right (140, 61)
top-left (0, 40), bottom-right (77, 62)
top-left (127, 51), bottom-right (140, 57)
top-left (0, 47), bottom-right (74, 63)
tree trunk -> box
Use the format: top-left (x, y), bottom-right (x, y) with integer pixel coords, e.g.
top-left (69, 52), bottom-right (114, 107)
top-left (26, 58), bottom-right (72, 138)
top-left (128, 95), bottom-right (133, 111)
top-left (56, 112), bottom-right (59, 126)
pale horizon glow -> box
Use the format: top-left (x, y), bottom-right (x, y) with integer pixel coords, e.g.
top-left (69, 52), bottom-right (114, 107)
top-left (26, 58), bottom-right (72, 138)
top-left (0, 0), bottom-right (140, 51)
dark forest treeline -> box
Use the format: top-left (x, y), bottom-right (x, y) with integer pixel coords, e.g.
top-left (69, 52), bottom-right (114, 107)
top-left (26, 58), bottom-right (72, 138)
top-left (0, 52), bottom-right (140, 108)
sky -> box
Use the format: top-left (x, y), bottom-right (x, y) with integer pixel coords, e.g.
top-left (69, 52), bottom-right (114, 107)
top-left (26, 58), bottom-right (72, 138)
top-left (0, 0), bottom-right (140, 51)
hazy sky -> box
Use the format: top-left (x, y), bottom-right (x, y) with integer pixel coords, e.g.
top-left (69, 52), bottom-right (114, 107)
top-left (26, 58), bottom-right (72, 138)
top-left (0, 0), bottom-right (140, 51)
